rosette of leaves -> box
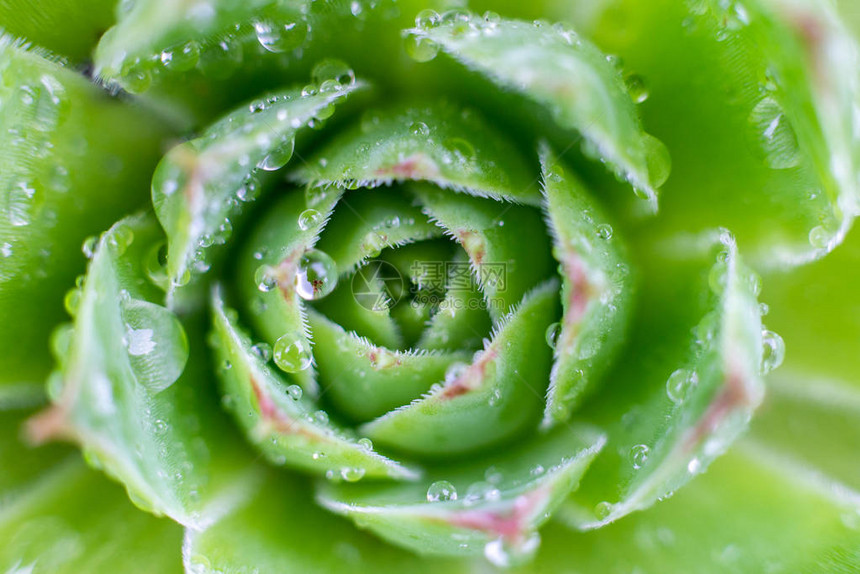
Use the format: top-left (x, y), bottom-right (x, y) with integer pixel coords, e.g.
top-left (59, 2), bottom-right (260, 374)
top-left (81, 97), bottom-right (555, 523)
top-left (2, 0), bottom-right (860, 572)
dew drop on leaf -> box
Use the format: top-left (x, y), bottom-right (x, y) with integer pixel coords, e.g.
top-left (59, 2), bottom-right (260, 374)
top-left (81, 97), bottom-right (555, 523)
top-left (273, 333), bottom-right (312, 373)
top-left (405, 36), bottom-right (440, 63)
top-left (295, 249), bottom-right (338, 300)
top-left (748, 97), bottom-right (801, 169)
top-left (545, 322), bottom-right (561, 350)
top-left (760, 330), bottom-right (785, 374)
top-left (630, 444), bottom-right (650, 469)
top-left (298, 208), bottom-right (322, 231)
top-left (426, 480), bottom-right (457, 502)
top-left (254, 19), bottom-right (308, 53)
top-left (666, 368), bottom-right (698, 404)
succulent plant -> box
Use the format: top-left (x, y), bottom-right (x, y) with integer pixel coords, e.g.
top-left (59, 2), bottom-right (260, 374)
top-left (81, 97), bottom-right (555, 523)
top-left (2, 0), bottom-right (860, 572)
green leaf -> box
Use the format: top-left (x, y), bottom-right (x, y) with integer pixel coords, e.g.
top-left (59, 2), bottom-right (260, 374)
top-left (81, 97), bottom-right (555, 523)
top-left (1, 403), bottom-right (183, 573)
top-left (183, 469), bottom-right (469, 574)
top-left (406, 13), bottom-right (669, 209)
top-left (361, 280), bottom-right (560, 457)
top-left (291, 101), bottom-right (542, 206)
top-left (412, 183), bottom-right (555, 321)
top-left (528, 447), bottom-right (860, 573)
top-left (316, 425), bottom-right (605, 563)
top-left (585, 0), bottom-right (860, 267)
top-left (539, 145), bottom-right (633, 427)
top-left (0, 0), bottom-right (116, 62)
top-left (94, 0), bottom-right (310, 92)
top-left (307, 308), bottom-right (471, 422)
top-left (210, 285), bottom-right (420, 481)
top-left (152, 79), bottom-right (362, 308)
top-left (559, 230), bottom-right (766, 528)
top-left (0, 36), bottom-right (171, 386)
top-left (28, 214), bottom-right (253, 528)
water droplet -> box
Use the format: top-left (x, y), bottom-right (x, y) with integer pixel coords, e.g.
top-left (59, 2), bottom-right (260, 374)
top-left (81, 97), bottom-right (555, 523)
top-left (808, 225), bottom-right (832, 249)
top-left (312, 59), bottom-right (356, 87)
top-left (295, 249), bottom-right (338, 300)
top-left (340, 467), bottom-right (365, 482)
top-left (626, 74), bottom-right (649, 103)
top-left (124, 67), bottom-right (151, 94)
top-left (666, 368), bottom-right (698, 404)
top-left (108, 223), bottom-right (135, 256)
top-left (258, 138), bottom-right (295, 171)
top-left (298, 208), bottom-right (322, 231)
top-left (273, 333), bottom-right (312, 373)
top-left (464, 481), bottom-right (501, 506)
top-left (748, 98), bottom-right (801, 169)
top-left (63, 288), bottom-right (82, 316)
top-left (81, 236), bottom-right (98, 259)
top-left (254, 18), bottom-right (308, 53)
top-left (484, 532), bottom-right (541, 568)
top-left (313, 410), bottom-right (329, 424)
top-left (255, 265), bottom-right (278, 292)
top-left (198, 39), bottom-right (243, 79)
top-left (410, 121), bottom-right (430, 137)
top-left (357, 437), bottom-right (373, 450)
top-left (405, 35), bottom-right (440, 62)
top-left (760, 330), bottom-right (785, 374)
top-left (426, 480), bottom-right (457, 502)
top-left (643, 133), bottom-right (671, 188)
top-left (161, 40), bottom-right (200, 71)
top-left (415, 9), bottom-right (441, 29)
top-left (284, 384), bottom-right (303, 401)
top-left (301, 84), bottom-right (318, 97)
top-left (251, 342), bottom-right (272, 363)
top-left (530, 464), bottom-right (545, 477)
top-left (545, 322), bottom-right (561, 350)
top-left (596, 223), bottom-right (613, 240)
top-left (595, 501), bottom-right (613, 520)
top-left (687, 458), bottom-right (702, 474)
top-left (444, 137), bottom-right (476, 163)
top-left (630, 444), bottom-right (650, 469)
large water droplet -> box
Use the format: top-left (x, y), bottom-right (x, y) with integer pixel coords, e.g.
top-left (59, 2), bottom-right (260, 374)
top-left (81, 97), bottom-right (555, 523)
top-left (643, 133), bottom-right (671, 188)
top-left (426, 480), bottom-right (457, 502)
top-left (254, 18), bottom-right (308, 53)
top-left (625, 74), bottom-right (649, 104)
top-left (405, 35), bottom-right (440, 62)
top-left (258, 138), bottom-right (295, 171)
top-left (312, 59), bottom-right (356, 87)
top-left (415, 9), bottom-right (441, 29)
top-left (748, 98), bottom-right (801, 169)
top-left (298, 208), bottom-right (322, 231)
top-left (295, 249), bottom-right (338, 300)
top-left (274, 333), bottom-right (312, 373)
top-left (120, 297), bottom-right (189, 393)
top-left (162, 40), bottom-right (200, 71)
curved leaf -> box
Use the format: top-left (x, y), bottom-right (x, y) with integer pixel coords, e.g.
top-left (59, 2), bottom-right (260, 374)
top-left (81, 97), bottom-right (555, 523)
top-left (153, 79), bottom-right (362, 307)
top-left (28, 214), bottom-right (253, 528)
top-left (317, 425), bottom-right (605, 562)
top-left (291, 101), bottom-right (541, 205)
top-left (406, 12), bottom-right (669, 209)
top-left (0, 36), bottom-right (170, 386)
top-left (361, 280), bottom-right (560, 457)
top-left (210, 286), bottom-right (420, 481)
top-left (539, 145), bottom-right (633, 426)
top-left (559, 230), bottom-right (766, 528)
